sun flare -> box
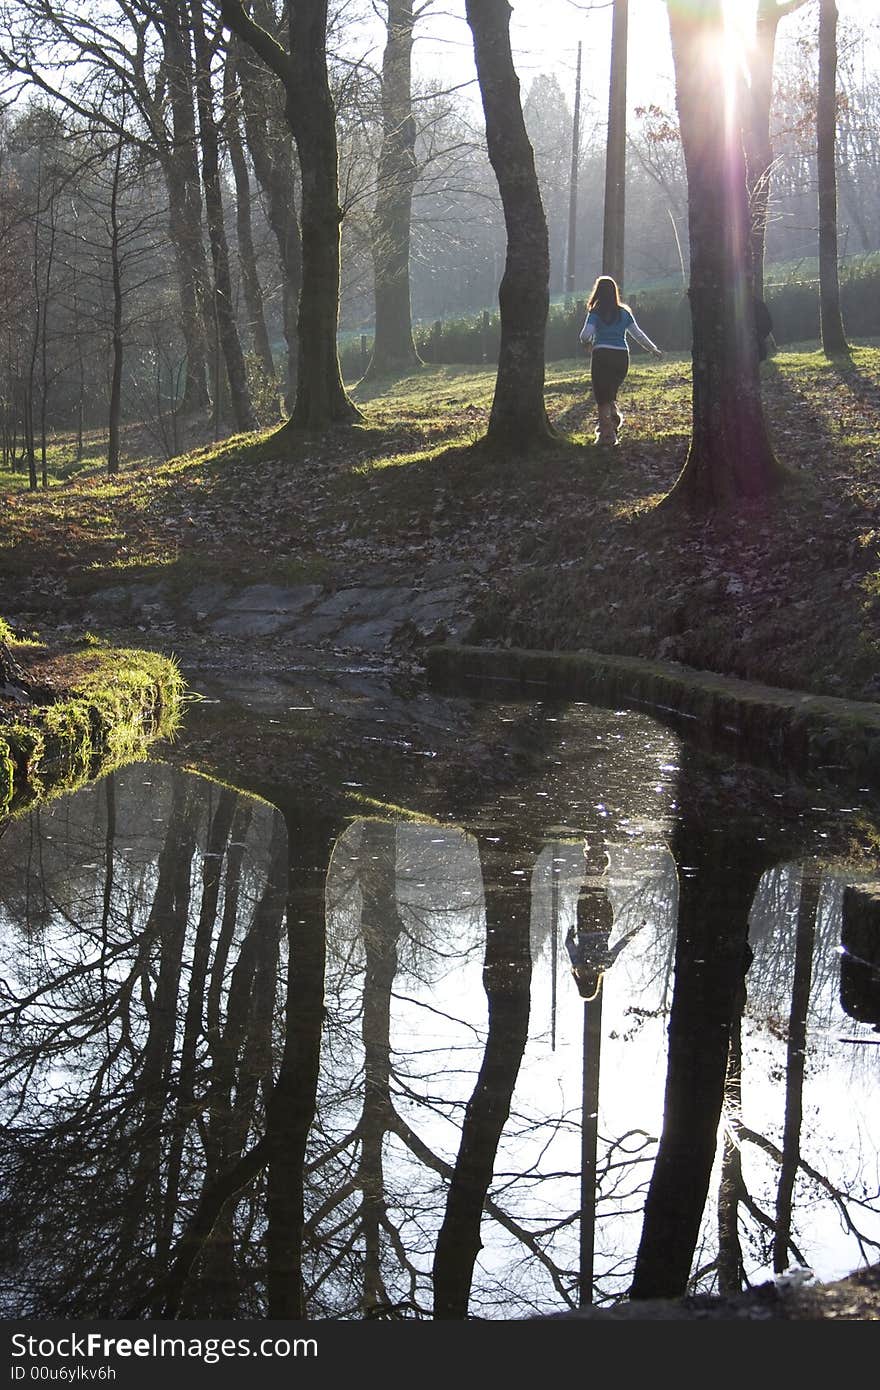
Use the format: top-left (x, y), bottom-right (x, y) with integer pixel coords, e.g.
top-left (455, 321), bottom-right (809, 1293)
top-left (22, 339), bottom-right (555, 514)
top-left (722, 0), bottom-right (757, 56)
top-left (718, 0), bottom-right (755, 120)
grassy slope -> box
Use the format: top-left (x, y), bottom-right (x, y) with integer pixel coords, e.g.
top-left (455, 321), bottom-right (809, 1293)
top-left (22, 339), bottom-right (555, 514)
top-left (1, 345), bottom-right (878, 701)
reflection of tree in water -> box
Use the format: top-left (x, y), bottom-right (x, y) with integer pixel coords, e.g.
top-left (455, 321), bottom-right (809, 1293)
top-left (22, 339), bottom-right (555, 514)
top-left (630, 749), bottom-right (880, 1302)
top-left (306, 821), bottom-right (537, 1318)
top-left (311, 815), bottom-right (679, 1318)
top-left (0, 766), bottom-right (286, 1316)
top-left (716, 863), bottom-right (880, 1287)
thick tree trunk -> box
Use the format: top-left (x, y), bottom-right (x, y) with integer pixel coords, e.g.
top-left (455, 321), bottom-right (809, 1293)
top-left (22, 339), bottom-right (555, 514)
top-left (602, 0), bottom-right (628, 288)
top-left (465, 0), bottom-right (555, 448)
top-left (224, 51), bottom-right (278, 408)
top-left (264, 809), bottom-right (334, 1319)
top-left (190, 0), bottom-right (257, 433)
top-left (818, 0), bottom-right (848, 356)
top-left (630, 814), bottom-right (765, 1300)
top-left (363, 0), bottom-right (422, 381)
top-left (221, 0), bottom-right (360, 430)
top-left (284, 2), bottom-right (360, 429)
top-left (662, 0), bottom-right (788, 512)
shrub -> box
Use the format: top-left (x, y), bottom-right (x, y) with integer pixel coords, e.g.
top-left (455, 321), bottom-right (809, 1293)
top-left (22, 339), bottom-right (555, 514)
top-left (339, 260), bottom-right (880, 373)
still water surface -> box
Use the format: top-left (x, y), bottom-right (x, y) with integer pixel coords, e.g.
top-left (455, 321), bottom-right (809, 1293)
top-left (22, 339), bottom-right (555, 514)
top-left (1, 675), bottom-right (878, 1317)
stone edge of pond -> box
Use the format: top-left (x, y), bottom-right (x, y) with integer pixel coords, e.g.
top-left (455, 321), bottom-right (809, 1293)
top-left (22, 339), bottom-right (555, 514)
top-left (0, 646), bottom-right (185, 818)
top-left (425, 643), bottom-right (880, 790)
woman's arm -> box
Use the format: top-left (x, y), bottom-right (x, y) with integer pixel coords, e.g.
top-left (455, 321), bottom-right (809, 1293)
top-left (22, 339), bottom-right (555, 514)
top-left (627, 319), bottom-right (663, 356)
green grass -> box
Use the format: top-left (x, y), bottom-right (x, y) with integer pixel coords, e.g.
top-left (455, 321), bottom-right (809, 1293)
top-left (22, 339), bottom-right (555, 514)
top-left (0, 432), bottom-right (113, 491)
top-left (1, 633), bottom-right (185, 816)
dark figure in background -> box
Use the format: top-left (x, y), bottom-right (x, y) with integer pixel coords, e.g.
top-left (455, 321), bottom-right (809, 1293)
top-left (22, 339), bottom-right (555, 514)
top-left (755, 298), bottom-right (775, 362)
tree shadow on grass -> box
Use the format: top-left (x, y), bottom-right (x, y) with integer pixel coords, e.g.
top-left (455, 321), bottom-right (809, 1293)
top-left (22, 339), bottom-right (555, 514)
top-left (761, 358), bottom-right (856, 476)
top-left (825, 350), bottom-right (880, 413)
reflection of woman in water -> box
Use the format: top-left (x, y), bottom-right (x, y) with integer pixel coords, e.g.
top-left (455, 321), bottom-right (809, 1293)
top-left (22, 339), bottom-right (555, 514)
top-left (566, 845), bottom-right (643, 1000)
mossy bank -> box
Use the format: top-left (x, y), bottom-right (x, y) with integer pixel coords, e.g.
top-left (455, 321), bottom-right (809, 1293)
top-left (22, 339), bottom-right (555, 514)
top-left (1, 630), bottom-right (185, 816)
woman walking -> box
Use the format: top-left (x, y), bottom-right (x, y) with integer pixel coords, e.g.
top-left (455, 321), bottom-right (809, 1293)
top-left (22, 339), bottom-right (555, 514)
top-left (579, 276), bottom-right (662, 445)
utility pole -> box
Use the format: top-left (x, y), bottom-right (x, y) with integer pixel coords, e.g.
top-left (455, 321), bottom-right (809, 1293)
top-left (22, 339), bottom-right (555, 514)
top-left (565, 40), bottom-right (582, 295)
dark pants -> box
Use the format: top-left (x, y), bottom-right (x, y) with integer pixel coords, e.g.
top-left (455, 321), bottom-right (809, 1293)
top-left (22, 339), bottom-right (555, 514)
top-left (591, 348), bottom-right (629, 405)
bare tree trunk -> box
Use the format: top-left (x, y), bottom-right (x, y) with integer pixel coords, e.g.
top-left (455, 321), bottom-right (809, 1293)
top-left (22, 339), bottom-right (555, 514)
top-left (223, 49), bottom-right (278, 408)
top-left (661, 0), bottom-right (787, 512)
top-left (236, 11), bottom-right (301, 412)
top-left (818, 0), bottom-right (848, 356)
top-left (107, 126), bottom-right (124, 476)
top-left (602, 0), bottom-right (628, 288)
top-left (190, 0), bottom-right (257, 432)
top-left (38, 196), bottom-right (56, 490)
top-left (363, 0), bottom-right (422, 381)
top-left (26, 162), bottom-right (42, 492)
top-left (745, 0), bottom-right (809, 300)
top-left (465, 0), bottom-right (555, 448)
top-left (161, 6), bottom-right (214, 414)
top-left (284, 1), bottom-right (360, 428)
top-left (220, 0), bottom-right (360, 431)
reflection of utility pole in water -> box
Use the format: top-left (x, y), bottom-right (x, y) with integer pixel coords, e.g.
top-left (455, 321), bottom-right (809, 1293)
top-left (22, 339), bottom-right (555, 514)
top-left (567, 837), bottom-right (620, 1308)
top-left (551, 850), bottom-right (559, 1050)
top-left (579, 984), bottom-right (602, 1306)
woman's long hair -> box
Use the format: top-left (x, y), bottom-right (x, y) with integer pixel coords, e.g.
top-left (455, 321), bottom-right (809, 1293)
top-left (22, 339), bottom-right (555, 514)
top-left (588, 275), bottom-right (625, 324)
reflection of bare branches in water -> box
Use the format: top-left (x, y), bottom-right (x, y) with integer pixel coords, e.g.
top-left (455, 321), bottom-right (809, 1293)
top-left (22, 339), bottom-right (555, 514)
top-left (0, 767), bottom-right (285, 1317)
top-left (3, 705), bottom-right (879, 1320)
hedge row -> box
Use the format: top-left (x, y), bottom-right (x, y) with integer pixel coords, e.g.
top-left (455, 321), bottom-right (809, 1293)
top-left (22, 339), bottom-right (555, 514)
top-left (340, 264), bottom-right (880, 374)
